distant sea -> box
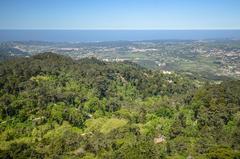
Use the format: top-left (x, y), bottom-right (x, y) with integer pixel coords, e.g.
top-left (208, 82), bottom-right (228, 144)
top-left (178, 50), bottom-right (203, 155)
top-left (0, 30), bottom-right (240, 42)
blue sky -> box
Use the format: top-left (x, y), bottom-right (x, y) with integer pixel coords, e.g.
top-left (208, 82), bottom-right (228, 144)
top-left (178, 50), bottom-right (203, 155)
top-left (0, 0), bottom-right (240, 29)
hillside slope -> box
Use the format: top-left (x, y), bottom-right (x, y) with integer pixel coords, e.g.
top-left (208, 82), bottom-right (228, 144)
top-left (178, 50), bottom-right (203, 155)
top-left (0, 53), bottom-right (239, 158)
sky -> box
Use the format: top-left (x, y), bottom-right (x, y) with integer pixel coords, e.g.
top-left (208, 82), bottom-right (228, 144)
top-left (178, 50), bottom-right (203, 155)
top-left (0, 0), bottom-right (240, 30)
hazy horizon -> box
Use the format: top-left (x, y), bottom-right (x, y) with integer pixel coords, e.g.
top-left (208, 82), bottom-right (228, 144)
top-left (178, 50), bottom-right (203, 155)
top-left (1, 30), bottom-right (240, 42)
top-left (1, 0), bottom-right (240, 41)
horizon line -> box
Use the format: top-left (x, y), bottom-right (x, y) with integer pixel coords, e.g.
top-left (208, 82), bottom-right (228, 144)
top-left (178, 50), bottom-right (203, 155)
top-left (1, 28), bottom-right (240, 31)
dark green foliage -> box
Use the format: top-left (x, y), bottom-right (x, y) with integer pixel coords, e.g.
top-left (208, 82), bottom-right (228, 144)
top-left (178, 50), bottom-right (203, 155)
top-left (0, 53), bottom-right (239, 158)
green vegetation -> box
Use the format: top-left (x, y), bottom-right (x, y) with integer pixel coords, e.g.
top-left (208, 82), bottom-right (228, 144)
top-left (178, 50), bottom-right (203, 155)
top-left (0, 53), bottom-right (239, 158)
top-left (2, 40), bottom-right (240, 79)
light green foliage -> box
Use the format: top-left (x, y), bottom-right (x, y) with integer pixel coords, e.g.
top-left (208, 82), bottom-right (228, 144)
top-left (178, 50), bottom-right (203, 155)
top-left (30, 75), bottom-right (55, 83)
top-left (85, 117), bottom-right (128, 134)
top-left (83, 97), bottom-right (101, 113)
top-left (0, 53), bottom-right (239, 158)
top-left (100, 118), bottom-right (128, 134)
top-left (50, 103), bottom-right (65, 124)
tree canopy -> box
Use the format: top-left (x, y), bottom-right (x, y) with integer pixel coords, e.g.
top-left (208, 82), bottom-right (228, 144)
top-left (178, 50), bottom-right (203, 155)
top-left (0, 53), bottom-right (239, 158)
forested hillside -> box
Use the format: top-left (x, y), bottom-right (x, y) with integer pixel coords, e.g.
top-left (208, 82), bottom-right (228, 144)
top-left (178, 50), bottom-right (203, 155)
top-left (0, 53), bottom-right (239, 158)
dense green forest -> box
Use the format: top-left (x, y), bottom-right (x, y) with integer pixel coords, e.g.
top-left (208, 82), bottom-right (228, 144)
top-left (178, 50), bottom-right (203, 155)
top-left (0, 53), bottom-right (240, 159)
